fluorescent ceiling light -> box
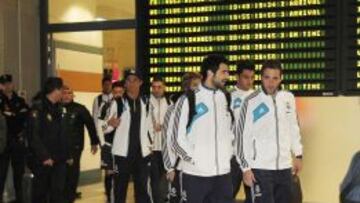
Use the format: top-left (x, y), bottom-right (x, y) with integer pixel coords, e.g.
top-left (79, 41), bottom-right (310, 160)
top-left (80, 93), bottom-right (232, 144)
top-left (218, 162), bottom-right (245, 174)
top-left (95, 17), bottom-right (106, 21)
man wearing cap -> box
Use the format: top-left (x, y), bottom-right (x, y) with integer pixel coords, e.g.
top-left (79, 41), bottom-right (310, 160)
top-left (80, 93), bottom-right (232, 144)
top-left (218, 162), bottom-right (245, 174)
top-left (61, 86), bottom-right (100, 203)
top-left (0, 74), bottom-right (30, 203)
top-left (104, 69), bottom-right (153, 203)
top-left (28, 77), bottom-right (73, 203)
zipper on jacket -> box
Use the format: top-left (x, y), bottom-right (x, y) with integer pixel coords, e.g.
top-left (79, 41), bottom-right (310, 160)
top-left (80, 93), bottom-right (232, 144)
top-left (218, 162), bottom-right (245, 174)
top-left (272, 96), bottom-right (280, 170)
top-left (213, 91), bottom-right (219, 175)
top-left (158, 99), bottom-right (161, 123)
top-left (252, 140), bottom-right (257, 161)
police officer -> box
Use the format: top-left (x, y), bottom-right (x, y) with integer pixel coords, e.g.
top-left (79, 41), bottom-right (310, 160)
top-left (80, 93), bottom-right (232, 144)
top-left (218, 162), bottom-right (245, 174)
top-left (0, 113), bottom-right (6, 156)
top-left (28, 77), bottom-right (71, 203)
top-left (0, 74), bottom-right (29, 203)
top-left (0, 78), bottom-right (6, 160)
top-left (62, 86), bottom-right (100, 203)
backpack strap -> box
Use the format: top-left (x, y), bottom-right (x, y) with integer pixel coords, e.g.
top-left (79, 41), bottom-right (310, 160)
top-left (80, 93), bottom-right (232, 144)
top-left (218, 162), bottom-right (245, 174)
top-left (141, 95), bottom-right (150, 116)
top-left (115, 98), bottom-right (124, 118)
top-left (185, 90), bottom-right (196, 130)
top-left (141, 95), bottom-right (153, 144)
top-left (165, 96), bottom-right (171, 106)
top-left (97, 94), bottom-right (103, 108)
top-left (98, 101), bottom-right (111, 120)
top-left (221, 89), bottom-right (235, 124)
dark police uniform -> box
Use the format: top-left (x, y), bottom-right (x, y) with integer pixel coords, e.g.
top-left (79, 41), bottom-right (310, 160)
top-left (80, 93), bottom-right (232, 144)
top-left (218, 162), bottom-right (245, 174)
top-left (63, 101), bottom-right (100, 203)
top-left (0, 113), bottom-right (6, 154)
top-left (0, 90), bottom-right (29, 203)
top-left (28, 97), bottom-right (72, 203)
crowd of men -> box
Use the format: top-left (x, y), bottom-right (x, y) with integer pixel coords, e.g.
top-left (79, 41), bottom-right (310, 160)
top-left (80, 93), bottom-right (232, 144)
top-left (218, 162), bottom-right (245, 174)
top-left (0, 54), bottom-right (303, 203)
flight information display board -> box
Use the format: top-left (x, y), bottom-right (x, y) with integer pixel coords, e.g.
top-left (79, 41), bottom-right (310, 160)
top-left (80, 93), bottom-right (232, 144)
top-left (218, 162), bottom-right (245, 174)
top-left (144, 0), bottom-right (338, 96)
top-left (344, 0), bottom-right (360, 94)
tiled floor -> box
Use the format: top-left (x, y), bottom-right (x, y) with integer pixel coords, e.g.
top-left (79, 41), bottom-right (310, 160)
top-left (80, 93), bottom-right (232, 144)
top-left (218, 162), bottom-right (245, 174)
top-left (77, 183), bottom-right (135, 203)
top-left (76, 182), bottom-right (244, 203)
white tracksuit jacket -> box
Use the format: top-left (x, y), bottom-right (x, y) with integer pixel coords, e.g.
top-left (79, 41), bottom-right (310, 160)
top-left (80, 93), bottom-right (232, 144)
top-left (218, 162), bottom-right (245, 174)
top-left (103, 97), bottom-right (153, 158)
top-left (92, 93), bottom-right (112, 145)
top-left (161, 104), bottom-right (179, 172)
top-left (149, 95), bottom-right (171, 151)
top-left (230, 86), bottom-right (254, 155)
top-left (235, 88), bottom-right (303, 172)
top-left (171, 85), bottom-right (234, 177)
top-left (230, 86), bottom-right (254, 120)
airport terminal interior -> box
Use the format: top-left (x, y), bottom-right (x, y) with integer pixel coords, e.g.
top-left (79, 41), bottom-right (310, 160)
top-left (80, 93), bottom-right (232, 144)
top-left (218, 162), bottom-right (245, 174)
top-left (0, 0), bottom-right (360, 203)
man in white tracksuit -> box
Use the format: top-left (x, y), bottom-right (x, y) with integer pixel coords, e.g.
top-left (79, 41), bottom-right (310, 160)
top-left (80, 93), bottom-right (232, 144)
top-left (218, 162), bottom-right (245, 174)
top-left (104, 70), bottom-right (153, 203)
top-left (236, 60), bottom-right (303, 203)
top-left (149, 76), bottom-right (171, 203)
top-left (171, 54), bottom-right (234, 203)
top-left (230, 60), bottom-right (255, 202)
top-left (92, 77), bottom-right (113, 145)
top-left (162, 72), bottom-right (202, 203)
top-left (98, 81), bottom-right (124, 203)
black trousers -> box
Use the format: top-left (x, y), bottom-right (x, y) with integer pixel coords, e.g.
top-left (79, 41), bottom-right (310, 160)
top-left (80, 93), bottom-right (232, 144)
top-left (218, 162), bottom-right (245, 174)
top-left (150, 151), bottom-right (167, 203)
top-left (230, 156), bottom-right (252, 202)
top-left (166, 170), bottom-right (183, 203)
top-left (252, 169), bottom-right (292, 203)
top-left (65, 149), bottom-right (82, 203)
top-left (0, 145), bottom-right (25, 203)
top-left (31, 162), bottom-right (67, 203)
top-left (182, 173), bottom-right (233, 203)
top-left (113, 155), bottom-right (151, 203)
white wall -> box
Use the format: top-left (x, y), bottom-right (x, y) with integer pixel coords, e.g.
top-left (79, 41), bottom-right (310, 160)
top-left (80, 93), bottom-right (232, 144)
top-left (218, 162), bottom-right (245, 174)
top-left (0, 0), bottom-right (40, 100)
top-left (298, 97), bottom-right (360, 203)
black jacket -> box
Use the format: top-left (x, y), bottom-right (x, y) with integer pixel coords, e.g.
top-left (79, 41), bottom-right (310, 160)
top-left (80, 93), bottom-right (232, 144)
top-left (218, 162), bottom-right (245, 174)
top-left (64, 101), bottom-right (99, 154)
top-left (28, 97), bottom-right (72, 163)
top-left (0, 92), bottom-right (29, 141)
top-left (0, 113), bottom-right (6, 154)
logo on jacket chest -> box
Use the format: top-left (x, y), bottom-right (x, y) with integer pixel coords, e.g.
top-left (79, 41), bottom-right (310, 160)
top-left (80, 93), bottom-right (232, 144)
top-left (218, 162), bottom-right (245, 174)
top-left (194, 103), bottom-right (208, 120)
top-left (253, 103), bottom-right (269, 123)
top-left (233, 98), bottom-right (242, 109)
top-left (186, 102), bottom-right (209, 134)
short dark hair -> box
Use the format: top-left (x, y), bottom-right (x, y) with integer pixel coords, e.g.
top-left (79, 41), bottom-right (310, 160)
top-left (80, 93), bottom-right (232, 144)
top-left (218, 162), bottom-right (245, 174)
top-left (102, 77), bottom-right (112, 85)
top-left (261, 60), bottom-right (283, 76)
top-left (43, 77), bottom-right (63, 95)
top-left (112, 80), bottom-right (125, 89)
top-left (152, 75), bottom-right (165, 85)
top-left (200, 54), bottom-right (229, 80)
top-left (0, 74), bottom-right (12, 84)
top-left (236, 60), bottom-right (255, 75)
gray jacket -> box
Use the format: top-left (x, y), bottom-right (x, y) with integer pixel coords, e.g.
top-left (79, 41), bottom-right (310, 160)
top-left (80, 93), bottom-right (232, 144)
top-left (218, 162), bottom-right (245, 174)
top-left (0, 113), bottom-right (7, 153)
